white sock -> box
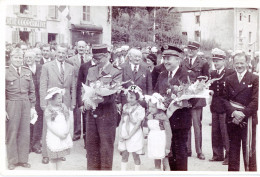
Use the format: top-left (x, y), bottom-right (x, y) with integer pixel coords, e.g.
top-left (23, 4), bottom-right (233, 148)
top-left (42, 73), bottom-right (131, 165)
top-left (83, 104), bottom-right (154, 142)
top-left (121, 162), bottom-right (127, 171)
top-left (135, 164), bottom-right (141, 171)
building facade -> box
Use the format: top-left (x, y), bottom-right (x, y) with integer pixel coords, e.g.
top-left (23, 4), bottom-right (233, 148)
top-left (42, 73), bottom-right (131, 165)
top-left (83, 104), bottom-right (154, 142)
top-left (175, 8), bottom-right (259, 55)
top-left (5, 5), bottom-right (112, 46)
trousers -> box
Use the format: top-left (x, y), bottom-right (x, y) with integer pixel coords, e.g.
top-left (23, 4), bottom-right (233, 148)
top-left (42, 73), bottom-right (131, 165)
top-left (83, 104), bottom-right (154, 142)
top-left (6, 100), bottom-right (31, 164)
top-left (169, 128), bottom-right (189, 171)
top-left (211, 112), bottom-right (229, 159)
top-left (86, 111), bottom-right (117, 170)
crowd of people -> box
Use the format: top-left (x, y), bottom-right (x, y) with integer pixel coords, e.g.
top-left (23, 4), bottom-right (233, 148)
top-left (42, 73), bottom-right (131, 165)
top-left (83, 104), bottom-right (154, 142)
top-left (5, 39), bottom-right (258, 171)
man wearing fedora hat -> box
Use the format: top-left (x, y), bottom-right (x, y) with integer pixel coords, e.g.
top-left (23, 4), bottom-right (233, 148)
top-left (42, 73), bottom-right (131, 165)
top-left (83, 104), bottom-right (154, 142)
top-left (85, 44), bottom-right (122, 170)
top-left (155, 44), bottom-right (192, 171)
top-left (182, 41), bottom-right (209, 160)
top-left (209, 48), bottom-right (234, 165)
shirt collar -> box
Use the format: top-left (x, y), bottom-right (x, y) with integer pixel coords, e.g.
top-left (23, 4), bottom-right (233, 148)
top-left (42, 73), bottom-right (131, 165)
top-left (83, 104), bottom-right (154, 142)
top-left (28, 64), bottom-right (36, 74)
top-left (11, 64), bottom-right (21, 72)
top-left (217, 66), bottom-right (225, 74)
top-left (169, 66), bottom-right (179, 78)
top-left (130, 63), bottom-right (139, 71)
top-left (237, 69), bottom-right (247, 79)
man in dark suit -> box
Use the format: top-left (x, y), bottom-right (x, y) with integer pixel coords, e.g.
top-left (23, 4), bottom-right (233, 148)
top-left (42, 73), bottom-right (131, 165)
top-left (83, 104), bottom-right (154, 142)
top-left (76, 58), bottom-right (96, 148)
top-left (67, 40), bottom-right (90, 142)
top-left (85, 44), bottom-right (122, 170)
top-left (24, 50), bottom-right (43, 154)
top-left (120, 48), bottom-right (152, 106)
top-left (155, 45), bottom-right (192, 171)
top-left (40, 44), bottom-right (52, 65)
top-left (208, 48), bottom-right (235, 165)
top-left (40, 44), bottom-right (76, 164)
top-left (223, 52), bottom-right (258, 171)
top-left (182, 41), bottom-right (209, 160)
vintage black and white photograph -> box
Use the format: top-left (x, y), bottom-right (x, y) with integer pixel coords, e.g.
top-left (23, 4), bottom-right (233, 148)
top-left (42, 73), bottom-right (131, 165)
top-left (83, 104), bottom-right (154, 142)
top-left (2, 0), bottom-right (259, 174)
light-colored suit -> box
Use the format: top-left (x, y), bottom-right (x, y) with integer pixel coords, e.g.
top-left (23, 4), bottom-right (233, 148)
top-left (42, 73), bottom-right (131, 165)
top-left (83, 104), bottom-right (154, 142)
top-left (67, 54), bottom-right (89, 80)
top-left (40, 60), bottom-right (76, 110)
top-left (39, 59), bottom-right (76, 158)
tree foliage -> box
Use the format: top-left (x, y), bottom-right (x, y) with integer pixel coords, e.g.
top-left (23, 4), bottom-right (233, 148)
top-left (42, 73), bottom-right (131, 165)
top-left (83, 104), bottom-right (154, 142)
top-left (112, 6), bottom-right (184, 48)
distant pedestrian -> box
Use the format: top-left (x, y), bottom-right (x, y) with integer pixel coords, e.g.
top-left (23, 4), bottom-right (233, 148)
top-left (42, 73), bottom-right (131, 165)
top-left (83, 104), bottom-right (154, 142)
top-left (44, 87), bottom-right (73, 170)
top-left (118, 85), bottom-right (145, 171)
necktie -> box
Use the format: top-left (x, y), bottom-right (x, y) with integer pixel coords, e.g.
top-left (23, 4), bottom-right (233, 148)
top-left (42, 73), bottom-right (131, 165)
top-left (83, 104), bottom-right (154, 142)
top-left (169, 71), bottom-right (172, 78)
top-left (60, 62), bottom-right (64, 82)
top-left (133, 65), bottom-right (138, 74)
top-left (17, 67), bottom-right (20, 76)
top-left (217, 70), bottom-right (220, 75)
top-left (238, 74), bottom-right (242, 83)
top-left (189, 57), bottom-right (192, 67)
top-left (81, 55), bottom-right (84, 65)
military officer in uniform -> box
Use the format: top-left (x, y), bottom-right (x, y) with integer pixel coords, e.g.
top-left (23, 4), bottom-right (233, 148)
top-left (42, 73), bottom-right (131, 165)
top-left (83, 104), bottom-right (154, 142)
top-left (6, 48), bottom-right (36, 170)
top-left (223, 52), bottom-right (258, 171)
top-left (182, 41), bottom-right (209, 160)
top-left (85, 44), bottom-right (122, 170)
top-left (155, 45), bottom-right (192, 171)
top-left (209, 48), bottom-right (234, 165)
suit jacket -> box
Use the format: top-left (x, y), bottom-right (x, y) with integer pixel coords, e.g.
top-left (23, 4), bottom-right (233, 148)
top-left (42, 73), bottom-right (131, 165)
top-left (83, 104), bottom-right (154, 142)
top-left (154, 67), bottom-right (192, 129)
top-left (182, 56), bottom-right (209, 108)
top-left (76, 61), bottom-right (94, 106)
top-left (151, 63), bottom-right (166, 90)
top-left (86, 63), bottom-right (122, 118)
top-left (121, 62), bottom-right (152, 95)
top-left (68, 54), bottom-right (89, 80)
top-left (209, 68), bottom-right (235, 113)
top-left (39, 57), bottom-right (52, 65)
top-left (39, 60), bottom-right (76, 110)
top-left (223, 71), bottom-right (259, 124)
top-left (26, 64), bottom-right (42, 112)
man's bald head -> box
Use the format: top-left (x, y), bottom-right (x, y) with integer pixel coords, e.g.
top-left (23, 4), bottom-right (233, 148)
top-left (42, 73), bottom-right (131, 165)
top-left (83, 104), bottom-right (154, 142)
top-left (77, 41), bottom-right (87, 55)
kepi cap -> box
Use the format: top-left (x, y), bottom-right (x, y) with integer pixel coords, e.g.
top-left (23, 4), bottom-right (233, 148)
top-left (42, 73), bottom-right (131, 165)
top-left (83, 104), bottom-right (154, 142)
top-left (188, 41), bottom-right (200, 50)
top-left (161, 44), bottom-right (183, 57)
top-left (212, 48), bottom-right (226, 60)
top-left (92, 44), bottom-right (108, 55)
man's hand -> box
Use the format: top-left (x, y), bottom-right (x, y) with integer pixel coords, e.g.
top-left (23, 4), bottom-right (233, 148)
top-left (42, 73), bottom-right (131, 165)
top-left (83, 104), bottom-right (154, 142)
top-left (147, 114), bottom-right (153, 120)
top-left (6, 111), bottom-right (9, 121)
top-left (116, 103), bottom-right (122, 113)
top-left (232, 117), bottom-right (240, 125)
top-left (232, 110), bottom-right (245, 121)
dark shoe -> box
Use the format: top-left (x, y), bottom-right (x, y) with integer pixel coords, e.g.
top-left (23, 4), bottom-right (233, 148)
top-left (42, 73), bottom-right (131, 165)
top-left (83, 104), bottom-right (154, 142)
top-left (222, 158), bottom-right (229, 165)
top-left (197, 153), bottom-right (205, 160)
top-left (42, 157), bottom-right (49, 164)
top-left (18, 162), bottom-right (31, 168)
top-left (8, 164), bottom-right (16, 170)
top-left (187, 152), bottom-right (192, 157)
top-left (209, 157), bottom-right (224, 161)
top-left (32, 147), bottom-right (42, 154)
top-left (61, 157), bottom-right (66, 161)
top-left (72, 136), bottom-right (80, 141)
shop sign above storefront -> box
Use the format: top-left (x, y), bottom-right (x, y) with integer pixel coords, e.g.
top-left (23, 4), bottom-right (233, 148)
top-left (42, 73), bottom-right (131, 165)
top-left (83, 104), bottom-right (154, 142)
top-left (6, 17), bottom-right (46, 28)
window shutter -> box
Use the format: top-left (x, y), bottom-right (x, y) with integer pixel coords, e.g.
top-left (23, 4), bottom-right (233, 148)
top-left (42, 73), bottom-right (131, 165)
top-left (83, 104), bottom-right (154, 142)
top-left (58, 34), bottom-right (64, 44)
top-left (32, 5), bottom-right (37, 17)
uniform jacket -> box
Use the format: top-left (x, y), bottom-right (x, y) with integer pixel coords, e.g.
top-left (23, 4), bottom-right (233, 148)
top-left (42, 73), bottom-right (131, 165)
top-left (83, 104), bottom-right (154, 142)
top-left (209, 68), bottom-right (235, 113)
top-left (223, 71), bottom-right (259, 124)
top-left (120, 62), bottom-right (152, 95)
top-left (5, 66), bottom-right (36, 106)
top-left (182, 56), bottom-right (209, 108)
top-left (151, 63), bottom-right (166, 90)
top-left (39, 60), bottom-right (76, 110)
top-left (86, 62), bottom-right (122, 118)
top-left (76, 60), bottom-right (94, 106)
top-left (154, 67), bottom-right (192, 129)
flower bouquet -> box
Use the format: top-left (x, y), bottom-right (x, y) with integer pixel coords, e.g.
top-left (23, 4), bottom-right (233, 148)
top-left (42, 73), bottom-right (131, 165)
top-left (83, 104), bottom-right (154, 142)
top-left (82, 80), bottom-right (133, 110)
top-left (166, 76), bottom-right (217, 118)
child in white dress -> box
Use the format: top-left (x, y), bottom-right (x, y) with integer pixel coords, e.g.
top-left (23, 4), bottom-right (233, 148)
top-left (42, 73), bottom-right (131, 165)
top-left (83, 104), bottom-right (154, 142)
top-left (44, 87), bottom-right (73, 170)
top-left (118, 85), bottom-right (145, 171)
top-left (145, 93), bottom-right (172, 171)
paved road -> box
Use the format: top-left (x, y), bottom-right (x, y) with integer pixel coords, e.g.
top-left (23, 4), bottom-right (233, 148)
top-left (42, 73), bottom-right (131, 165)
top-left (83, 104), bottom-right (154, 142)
top-left (11, 105), bottom-right (244, 171)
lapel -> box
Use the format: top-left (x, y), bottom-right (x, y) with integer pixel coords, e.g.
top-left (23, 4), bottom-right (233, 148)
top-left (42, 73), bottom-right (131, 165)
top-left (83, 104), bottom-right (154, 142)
top-left (230, 71), bottom-right (250, 98)
top-left (183, 58), bottom-right (191, 69)
top-left (51, 60), bottom-right (63, 82)
top-left (64, 62), bottom-right (71, 81)
top-left (135, 65), bottom-right (146, 81)
top-left (169, 67), bottom-right (183, 86)
top-left (125, 62), bottom-right (135, 81)
top-left (191, 56), bottom-right (200, 69)
top-left (8, 66), bottom-right (20, 78)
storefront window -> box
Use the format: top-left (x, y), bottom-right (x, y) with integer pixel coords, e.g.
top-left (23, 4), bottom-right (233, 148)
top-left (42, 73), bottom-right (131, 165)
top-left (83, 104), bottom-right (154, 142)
top-left (19, 31), bottom-right (29, 43)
